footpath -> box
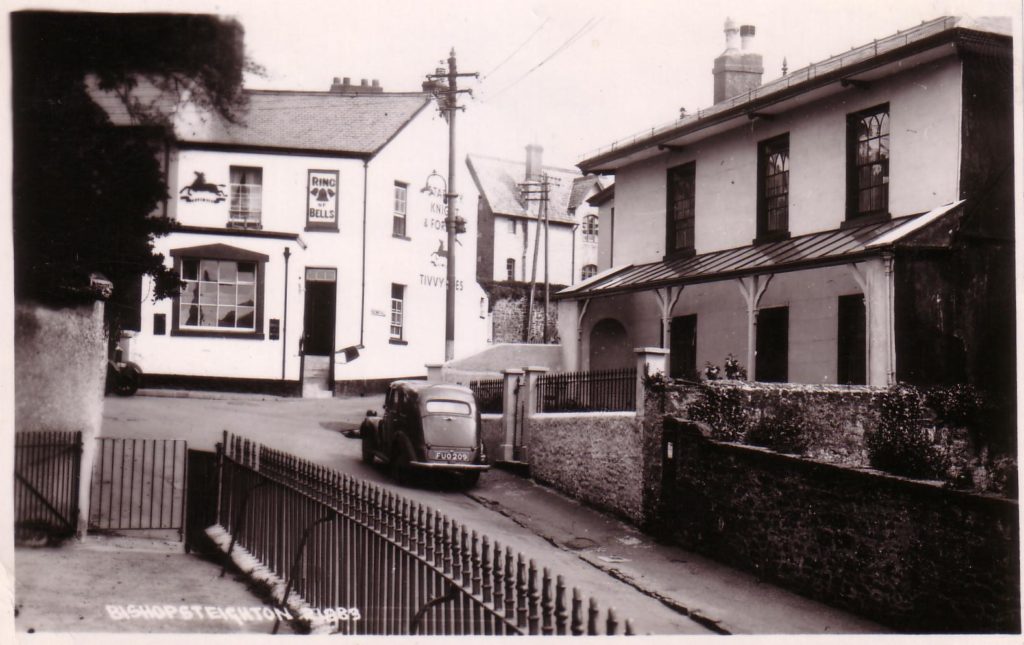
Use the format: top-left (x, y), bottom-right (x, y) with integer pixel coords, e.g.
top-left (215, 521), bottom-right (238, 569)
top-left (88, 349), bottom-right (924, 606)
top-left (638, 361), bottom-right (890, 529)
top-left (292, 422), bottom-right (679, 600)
top-left (471, 468), bottom-right (883, 635)
top-left (14, 535), bottom-right (296, 635)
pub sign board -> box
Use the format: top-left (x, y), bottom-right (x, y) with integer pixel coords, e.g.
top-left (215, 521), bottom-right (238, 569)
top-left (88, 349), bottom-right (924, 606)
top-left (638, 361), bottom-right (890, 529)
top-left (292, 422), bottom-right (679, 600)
top-left (306, 169), bottom-right (339, 230)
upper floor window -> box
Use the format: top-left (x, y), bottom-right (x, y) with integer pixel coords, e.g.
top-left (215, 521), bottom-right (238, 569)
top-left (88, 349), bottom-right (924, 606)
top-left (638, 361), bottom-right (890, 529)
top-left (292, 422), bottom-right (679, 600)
top-left (666, 162), bottom-right (696, 256)
top-left (757, 134), bottom-right (790, 239)
top-left (229, 166), bottom-right (262, 229)
top-left (390, 284), bottom-right (405, 341)
top-left (581, 264), bottom-right (597, 280)
top-left (582, 215), bottom-right (598, 243)
top-left (847, 105), bottom-right (889, 219)
top-left (506, 258), bottom-right (516, 281)
top-left (393, 182), bottom-right (408, 238)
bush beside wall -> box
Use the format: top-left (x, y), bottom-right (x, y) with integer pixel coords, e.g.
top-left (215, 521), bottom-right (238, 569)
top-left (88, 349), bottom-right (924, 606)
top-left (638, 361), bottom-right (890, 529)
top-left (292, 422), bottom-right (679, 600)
top-left (659, 418), bottom-right (1020, 633)
top-left (527, 413), bottom-right (643, 523)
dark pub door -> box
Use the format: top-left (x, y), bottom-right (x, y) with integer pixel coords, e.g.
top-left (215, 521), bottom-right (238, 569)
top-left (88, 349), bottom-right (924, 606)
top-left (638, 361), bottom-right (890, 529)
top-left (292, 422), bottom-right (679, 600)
top-left (302, 268), bottom-right (337, 356)
top-left (669, 314), bottom-right (697, 380)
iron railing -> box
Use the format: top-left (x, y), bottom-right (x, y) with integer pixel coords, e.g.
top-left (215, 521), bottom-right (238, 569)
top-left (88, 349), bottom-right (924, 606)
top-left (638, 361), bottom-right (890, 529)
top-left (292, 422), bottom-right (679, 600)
top-left (218, 434), bottom-right (633, 635)
top-left (14, 431), bottom-right (82, 541)
top-left (537, 368), bottom-right (637, 413)
top-left (89, 437), bottom-right (187, 537)
top-left (470, 378), bottom-right (504, 414)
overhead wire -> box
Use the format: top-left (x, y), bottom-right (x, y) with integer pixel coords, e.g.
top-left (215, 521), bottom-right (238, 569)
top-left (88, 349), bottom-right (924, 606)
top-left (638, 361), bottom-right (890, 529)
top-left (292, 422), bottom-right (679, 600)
top-left (481, 17), bottom-right (551, 80)
top-left (482, 15), bottom-right (604, 102)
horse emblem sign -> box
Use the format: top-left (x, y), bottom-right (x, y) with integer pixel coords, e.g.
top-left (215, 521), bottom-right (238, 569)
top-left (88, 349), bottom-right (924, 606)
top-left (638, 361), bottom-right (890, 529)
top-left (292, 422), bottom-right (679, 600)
top-left (179, 171), bottom-right (227, 203)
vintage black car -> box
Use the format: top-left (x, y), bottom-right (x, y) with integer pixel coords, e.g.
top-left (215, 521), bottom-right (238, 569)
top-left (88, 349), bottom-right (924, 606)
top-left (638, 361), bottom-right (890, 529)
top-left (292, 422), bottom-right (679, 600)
top-left (360, 381), bottom-right (489, 487)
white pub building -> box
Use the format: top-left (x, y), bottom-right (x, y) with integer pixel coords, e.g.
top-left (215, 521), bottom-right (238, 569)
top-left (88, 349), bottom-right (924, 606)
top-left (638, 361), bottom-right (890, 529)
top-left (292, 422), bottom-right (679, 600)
top-left (94, 77), bottom-right (490, 396)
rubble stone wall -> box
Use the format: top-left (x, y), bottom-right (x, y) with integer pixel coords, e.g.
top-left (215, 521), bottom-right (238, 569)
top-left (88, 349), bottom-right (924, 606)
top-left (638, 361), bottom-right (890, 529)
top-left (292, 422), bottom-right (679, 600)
top-left (527, 412), bottom-right (643, 523)
top-left (657, 418), bottom-right (1020, 633)
top-left (491, 296), bottom-right (559, 344)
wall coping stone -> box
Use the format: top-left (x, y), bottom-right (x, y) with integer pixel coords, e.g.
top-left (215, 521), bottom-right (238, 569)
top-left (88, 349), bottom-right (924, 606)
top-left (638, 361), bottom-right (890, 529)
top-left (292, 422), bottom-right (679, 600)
top-left (533, 411), bottom-right (637, 420)
top-left (666, 416), bottom-right (1019, 510)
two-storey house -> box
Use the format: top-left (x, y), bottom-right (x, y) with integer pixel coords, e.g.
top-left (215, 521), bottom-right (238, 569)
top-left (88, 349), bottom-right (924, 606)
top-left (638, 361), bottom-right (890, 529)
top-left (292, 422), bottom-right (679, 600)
top-left (468, 146), bottom-right (603, 342)
top-left (93, 77), bottom-right (490, 396)
top-left (556, 17), bottom-right (1013, 394)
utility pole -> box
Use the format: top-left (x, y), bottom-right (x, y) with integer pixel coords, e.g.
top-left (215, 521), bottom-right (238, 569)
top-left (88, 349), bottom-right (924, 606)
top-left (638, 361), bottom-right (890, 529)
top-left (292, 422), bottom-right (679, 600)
top-left (425, 50), bottom-right (477, 361)
top-left (518, 174), bottom-right (558, 342)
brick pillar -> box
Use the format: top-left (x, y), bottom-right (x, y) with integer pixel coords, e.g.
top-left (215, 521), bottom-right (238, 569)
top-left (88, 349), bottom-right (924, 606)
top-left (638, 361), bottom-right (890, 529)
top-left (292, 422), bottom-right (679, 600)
top-left (634, 347), bottom-right (669, 417)
top-left (520, 366), bottom-right (549, 462)
top-left (499, 369), bottom-right (524, 462)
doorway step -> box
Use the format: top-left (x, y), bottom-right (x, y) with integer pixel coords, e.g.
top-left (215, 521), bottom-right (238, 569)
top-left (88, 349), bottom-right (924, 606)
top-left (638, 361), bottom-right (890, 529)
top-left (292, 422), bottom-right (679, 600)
top-left (302, 355), bottom-right (333, 399)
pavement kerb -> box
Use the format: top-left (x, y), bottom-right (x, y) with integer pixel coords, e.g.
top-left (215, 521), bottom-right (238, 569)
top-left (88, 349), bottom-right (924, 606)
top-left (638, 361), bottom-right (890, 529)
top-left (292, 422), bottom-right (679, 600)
top-left (466, 490), bottom-right (733, 635)
top-left (136, 389), bottom-right (290, 402)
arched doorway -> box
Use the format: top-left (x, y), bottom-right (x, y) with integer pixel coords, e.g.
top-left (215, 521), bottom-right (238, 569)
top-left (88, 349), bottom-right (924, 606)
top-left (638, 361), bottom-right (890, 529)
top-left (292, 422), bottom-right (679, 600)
top-left (589, 318), bottom-right (632, 370)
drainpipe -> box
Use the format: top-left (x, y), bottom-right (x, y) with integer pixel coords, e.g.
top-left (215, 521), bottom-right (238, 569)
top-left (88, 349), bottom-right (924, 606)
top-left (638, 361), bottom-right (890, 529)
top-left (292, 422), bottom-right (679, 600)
top-left (281, 247), bottom-right (290, 380)
top-left (570, 224), bottom-right (578, 284)
top-left (360, 159), bottom-right (369, 346)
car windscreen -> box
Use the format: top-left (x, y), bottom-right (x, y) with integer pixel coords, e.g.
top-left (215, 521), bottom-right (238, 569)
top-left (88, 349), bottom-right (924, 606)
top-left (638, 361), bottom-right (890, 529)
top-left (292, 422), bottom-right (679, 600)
top-left (424, 399), bottom-right (472, 416)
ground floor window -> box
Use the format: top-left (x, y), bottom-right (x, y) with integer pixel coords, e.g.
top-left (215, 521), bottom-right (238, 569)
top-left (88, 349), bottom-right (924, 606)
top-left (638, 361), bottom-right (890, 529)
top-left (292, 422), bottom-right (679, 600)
top-left (169, 243), bottom-right (268, 339)
top-left (755, 306), bottom-right (788, 382)
top-left (390, 284), bottom-right (405, 341)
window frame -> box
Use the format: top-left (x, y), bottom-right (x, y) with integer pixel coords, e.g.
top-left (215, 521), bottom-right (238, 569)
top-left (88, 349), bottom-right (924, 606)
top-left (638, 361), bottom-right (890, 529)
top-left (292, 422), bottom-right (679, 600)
top-left (393, 181), bottom-right (409, 239)
top-left (506, 258), bottom-right (516, 282)
top-left (169, 243), bottom-right (268, 339)
top-left (229, 166), bottom-right (263, 229)
top-left (756, 133), bottom-right (791, 242)
top-left (581, 264), bottom-right (598, 281)
top-left (846, 103), bottom-right (890, 222)
top-left (665, 161), bottom-right (696, 258)
top-left (582, 215), bottom-right (599, 244)
top-left (389, 283), bottom-right (406, 344)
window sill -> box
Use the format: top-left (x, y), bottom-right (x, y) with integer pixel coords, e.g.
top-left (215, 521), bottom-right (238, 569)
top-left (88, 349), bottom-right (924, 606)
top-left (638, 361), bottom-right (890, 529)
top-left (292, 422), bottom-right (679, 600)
top-left (171, 329), bottom-right (265, 340)
top-left (392, 234), bottom-right (412, 241)
top-left (753, 231), bottom-right (791, 245)
top-left (305, 225), bottom-right (339, 233)
top-left (842, 211), bottom-right (891, 229)
top-left (389, 338), bottom-right (408, 346)
top-left (227, 221), bottom-right (263, 231)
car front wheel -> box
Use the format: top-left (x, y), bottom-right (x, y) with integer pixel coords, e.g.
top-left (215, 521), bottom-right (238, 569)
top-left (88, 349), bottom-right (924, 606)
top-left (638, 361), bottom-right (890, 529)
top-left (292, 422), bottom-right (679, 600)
top-left (360, 424), bottom-right (375, 464)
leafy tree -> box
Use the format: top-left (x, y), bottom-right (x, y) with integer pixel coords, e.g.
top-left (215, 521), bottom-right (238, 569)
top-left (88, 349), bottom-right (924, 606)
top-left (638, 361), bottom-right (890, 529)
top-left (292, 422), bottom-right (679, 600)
top-left (12, 11), bottom-right (255, 338)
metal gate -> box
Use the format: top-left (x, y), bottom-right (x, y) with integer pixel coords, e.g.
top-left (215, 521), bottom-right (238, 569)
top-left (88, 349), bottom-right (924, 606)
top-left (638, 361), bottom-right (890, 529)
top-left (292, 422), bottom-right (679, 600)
top-left (89, 437), bottom-right (188, 537)
top-left (14, 431), bottom-right (83, 541)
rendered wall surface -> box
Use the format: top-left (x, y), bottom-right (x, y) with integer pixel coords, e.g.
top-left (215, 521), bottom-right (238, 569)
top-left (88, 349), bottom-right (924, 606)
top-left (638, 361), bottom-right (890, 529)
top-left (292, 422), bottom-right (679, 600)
top-left (527, 413), bottom-right (643, 523)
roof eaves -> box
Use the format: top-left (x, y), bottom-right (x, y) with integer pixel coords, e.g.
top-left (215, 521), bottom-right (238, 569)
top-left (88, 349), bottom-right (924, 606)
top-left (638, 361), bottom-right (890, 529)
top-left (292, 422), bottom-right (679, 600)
top-left (578, 22), bottom-right (1002, 173)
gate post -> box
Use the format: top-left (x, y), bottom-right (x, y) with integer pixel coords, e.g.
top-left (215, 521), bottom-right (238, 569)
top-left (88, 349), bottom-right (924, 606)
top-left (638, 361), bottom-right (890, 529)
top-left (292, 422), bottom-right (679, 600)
top-left (499, 369), bottom-right (523, 462)
top-left (634, 347), bottom-right (668, 418)
top-left (426, 363), bottom-right (444, 383)
top-left (520, 367), bottom-right (549, 463)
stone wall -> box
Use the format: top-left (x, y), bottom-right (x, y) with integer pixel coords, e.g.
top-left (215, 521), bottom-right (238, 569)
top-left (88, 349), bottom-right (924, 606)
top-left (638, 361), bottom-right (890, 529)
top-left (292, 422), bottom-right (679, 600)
top-left (657, 418), bottom-right (1020, 633)
top-left (527, 412), bottom-right (643, 523)
top-left (15, 301), bottom-right (108, 535)
top-left (491, 296), bottom-right (558, 344)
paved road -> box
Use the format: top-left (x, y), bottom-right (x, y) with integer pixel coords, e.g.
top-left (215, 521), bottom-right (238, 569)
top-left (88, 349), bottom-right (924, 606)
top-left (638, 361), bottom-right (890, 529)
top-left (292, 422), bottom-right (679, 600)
top-left (101, 394), bottom-right (713, 635)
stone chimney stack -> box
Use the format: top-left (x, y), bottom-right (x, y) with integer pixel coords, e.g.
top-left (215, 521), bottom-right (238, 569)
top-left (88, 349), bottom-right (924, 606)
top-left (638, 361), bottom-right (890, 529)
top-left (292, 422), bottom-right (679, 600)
top-left (525, 144), bottom-right (544, 181)
top-left (712, 19), bottom-right (764, 103)
top-left (330, 76), bottom-right (384, 94)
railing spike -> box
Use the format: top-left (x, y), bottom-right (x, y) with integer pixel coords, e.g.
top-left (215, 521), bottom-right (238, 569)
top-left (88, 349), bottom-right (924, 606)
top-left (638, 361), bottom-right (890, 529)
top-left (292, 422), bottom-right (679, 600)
top-left (625, 618), bottom-right (635, 635)
top-left (516, 554), bottom-right (528, 628)
top-left (606, 607), bottom-right (619, 635)
top-left (555, 575), bottom-right (568, 635)
top-left (587, 597), bottom-right (599, 635)
top-left (541, 567), bottom-right (553, 635)
top-left (570, 587), bottom-right (583, 636)
top-left (527, 559), bottom-right (540, 634)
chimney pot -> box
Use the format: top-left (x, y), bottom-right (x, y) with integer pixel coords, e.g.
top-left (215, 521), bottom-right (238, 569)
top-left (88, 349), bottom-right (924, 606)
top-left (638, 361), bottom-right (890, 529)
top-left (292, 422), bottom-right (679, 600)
top-left (740, 25), bottom-right (756, 50)
top-left (332, 77), bottom-right (341, 84)
top-left (360, 78), bottom-right (368, 86)
top-left (525, 144), bottom-right (544, 181)
top-left (372, 79), bottom-right (380, 87)
top-left (713, 20), bottom-right (763, 103)
top-left (343, 77), bottom-right (351, 85)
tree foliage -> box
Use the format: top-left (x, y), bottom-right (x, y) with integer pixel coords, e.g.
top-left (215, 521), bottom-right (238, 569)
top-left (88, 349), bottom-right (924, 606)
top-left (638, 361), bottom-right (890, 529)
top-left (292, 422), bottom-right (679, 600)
top-left (12, 11), bottom-right (253, 315)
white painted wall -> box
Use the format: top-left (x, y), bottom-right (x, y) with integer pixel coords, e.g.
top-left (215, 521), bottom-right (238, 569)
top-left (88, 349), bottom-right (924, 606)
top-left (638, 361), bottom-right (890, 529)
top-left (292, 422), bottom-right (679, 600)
top-left (611, 57), bottom-right (964, 265)
top-left (133, 104), bottom-right (489, 384)
top-left (596, 198), bottom-right (615, 270)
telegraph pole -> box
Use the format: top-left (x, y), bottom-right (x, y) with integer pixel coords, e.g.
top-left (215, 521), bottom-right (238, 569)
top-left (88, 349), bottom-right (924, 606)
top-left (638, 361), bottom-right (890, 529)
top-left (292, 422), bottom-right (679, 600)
top-left (518, 173), bottom-right (558, 342)
top-left (425, 50), bottom-right (477, 361)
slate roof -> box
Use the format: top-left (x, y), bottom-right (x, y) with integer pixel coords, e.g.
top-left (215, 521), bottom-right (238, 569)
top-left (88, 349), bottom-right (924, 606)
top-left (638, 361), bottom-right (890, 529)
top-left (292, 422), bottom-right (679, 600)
top-left (556, 202), bottom-right (963, 300)
top-left (466, 154), bottom-right (583, 224)
top-left (569, 175), bottom-right (602, 210)
top-left (90, 82), bottom-right (431, 157)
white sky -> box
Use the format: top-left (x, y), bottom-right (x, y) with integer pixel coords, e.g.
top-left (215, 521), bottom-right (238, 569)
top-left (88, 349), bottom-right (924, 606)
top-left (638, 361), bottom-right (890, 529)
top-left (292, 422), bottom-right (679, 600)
top-left (8, 0), bottom-right (1023, 169)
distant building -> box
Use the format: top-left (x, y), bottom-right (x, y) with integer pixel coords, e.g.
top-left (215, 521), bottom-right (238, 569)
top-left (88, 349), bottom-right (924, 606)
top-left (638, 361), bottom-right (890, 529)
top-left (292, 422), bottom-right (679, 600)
top-left (92, 77), bottom-right (490, 395)
top-left (467, 146), bottom-right (604, 342)
top-left (558, 16), bottom-right (1014, 392)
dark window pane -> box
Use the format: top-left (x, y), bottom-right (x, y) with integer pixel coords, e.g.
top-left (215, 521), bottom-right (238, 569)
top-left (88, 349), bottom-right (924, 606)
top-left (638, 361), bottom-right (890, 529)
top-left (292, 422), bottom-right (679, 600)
top-left (237, 307), bottom-right (255, 328)
top-left (181, 259), bottom-right (198, 281)
top-left (183, 305), bottom-right (198, 326)
top-left (218, 308), bottom-right (236, 327)
top-left (237, 284), bottom-right (255, 307)
top-left (200, 305), bottom-right (217, 326)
